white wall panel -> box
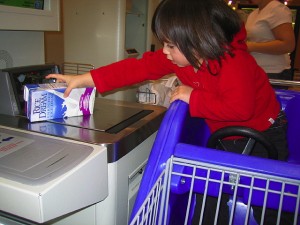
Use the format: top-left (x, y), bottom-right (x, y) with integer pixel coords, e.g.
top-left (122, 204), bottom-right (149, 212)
top-left (0, 31), bottom-right (44, 69)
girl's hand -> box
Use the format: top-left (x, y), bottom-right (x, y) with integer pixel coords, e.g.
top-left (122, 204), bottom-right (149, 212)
top-left (45, 73), bottom-right (95, 98)
top-left (170, 85), bottom-right (193, 104)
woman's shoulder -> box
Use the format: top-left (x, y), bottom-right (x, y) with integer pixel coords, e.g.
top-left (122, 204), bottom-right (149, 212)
top-left (264, 1), bottom-right (292, 26)
top-left (266, 0), bottom-right (291, 14)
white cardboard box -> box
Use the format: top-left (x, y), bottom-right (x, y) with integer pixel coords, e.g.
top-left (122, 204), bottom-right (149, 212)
top-left (24, 83), bottom-right (96, 122)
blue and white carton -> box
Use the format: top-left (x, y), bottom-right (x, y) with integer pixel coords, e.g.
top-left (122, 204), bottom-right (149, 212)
top-left (24, 83), bottom-right (96, 122)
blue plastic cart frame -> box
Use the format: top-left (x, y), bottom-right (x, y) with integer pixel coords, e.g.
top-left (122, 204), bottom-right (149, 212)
top-left (130, 89), bottom-right (300, 225)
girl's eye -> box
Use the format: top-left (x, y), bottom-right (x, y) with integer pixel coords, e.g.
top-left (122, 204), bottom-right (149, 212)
top-left (164, 42), bottom-right (176, 49)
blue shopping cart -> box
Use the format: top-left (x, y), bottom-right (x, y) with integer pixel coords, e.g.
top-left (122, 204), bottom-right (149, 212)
top-left (130, 88), bottom-right (300, 225)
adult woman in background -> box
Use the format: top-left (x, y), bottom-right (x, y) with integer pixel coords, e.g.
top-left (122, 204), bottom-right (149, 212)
top-left (245, 0), bottom-right (295, 89)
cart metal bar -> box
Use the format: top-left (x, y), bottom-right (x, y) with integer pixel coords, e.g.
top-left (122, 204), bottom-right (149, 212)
top-left (131, 170), bottom-right (166, 225)
top-left (172, 144), bottom-right (300, 225)
top-left (172, 156), bottom-right (299, 225)
top-left (269, 79), bottom-right (300, 87)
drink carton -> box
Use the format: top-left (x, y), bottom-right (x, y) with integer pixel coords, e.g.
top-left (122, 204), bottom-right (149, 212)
top-left (24, 83), bottom-right (96, 122)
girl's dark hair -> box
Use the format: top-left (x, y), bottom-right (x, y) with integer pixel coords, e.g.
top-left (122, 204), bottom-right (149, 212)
top-left (152, 0), bottom-right (242, 72)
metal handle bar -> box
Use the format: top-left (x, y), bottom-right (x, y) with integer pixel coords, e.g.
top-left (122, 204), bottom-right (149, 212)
top-left (269, 79), bottom-right (300, 87)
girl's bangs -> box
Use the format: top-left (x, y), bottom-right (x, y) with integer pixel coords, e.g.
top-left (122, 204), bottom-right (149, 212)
top-left (154, 14), bottom-right (174, 44)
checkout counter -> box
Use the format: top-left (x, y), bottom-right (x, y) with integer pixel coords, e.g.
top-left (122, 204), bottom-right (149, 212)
top-left (0, 65), bottom-right (166, 225)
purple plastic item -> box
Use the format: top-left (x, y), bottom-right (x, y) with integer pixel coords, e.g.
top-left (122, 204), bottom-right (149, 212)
top-left (276, 89), bottom-right (300, 164)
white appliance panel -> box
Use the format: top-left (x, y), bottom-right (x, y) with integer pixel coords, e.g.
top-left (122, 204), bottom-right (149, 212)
top-left (0, 126), bottom-right (108, 223)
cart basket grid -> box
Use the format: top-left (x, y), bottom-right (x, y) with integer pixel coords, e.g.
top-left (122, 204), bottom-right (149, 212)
top-left (130, 154), bottom-right (300, 225)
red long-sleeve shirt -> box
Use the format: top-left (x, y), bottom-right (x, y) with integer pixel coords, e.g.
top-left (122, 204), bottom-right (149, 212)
top-left (90, 27), bottom-right (280, 133)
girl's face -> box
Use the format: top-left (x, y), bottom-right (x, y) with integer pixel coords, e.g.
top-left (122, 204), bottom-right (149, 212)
top-left (163, 42), bottom-right (190, 67)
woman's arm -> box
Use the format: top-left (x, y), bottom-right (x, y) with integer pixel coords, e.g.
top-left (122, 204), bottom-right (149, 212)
top-left (247, 22), bottom-right (295, 54)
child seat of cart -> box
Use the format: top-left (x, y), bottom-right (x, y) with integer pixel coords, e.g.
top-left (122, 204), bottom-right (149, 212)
top-left (130, 88), bottom-right (300, 225)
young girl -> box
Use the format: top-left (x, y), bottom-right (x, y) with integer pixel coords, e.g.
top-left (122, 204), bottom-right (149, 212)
top-left (47, 0), bottom-right (287, 159)
top-left (47, 0), bottom-right (289, 222)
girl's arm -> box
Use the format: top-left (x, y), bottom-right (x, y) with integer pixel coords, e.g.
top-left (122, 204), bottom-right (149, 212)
top-left (46, 73), bottom-right (95, 97)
